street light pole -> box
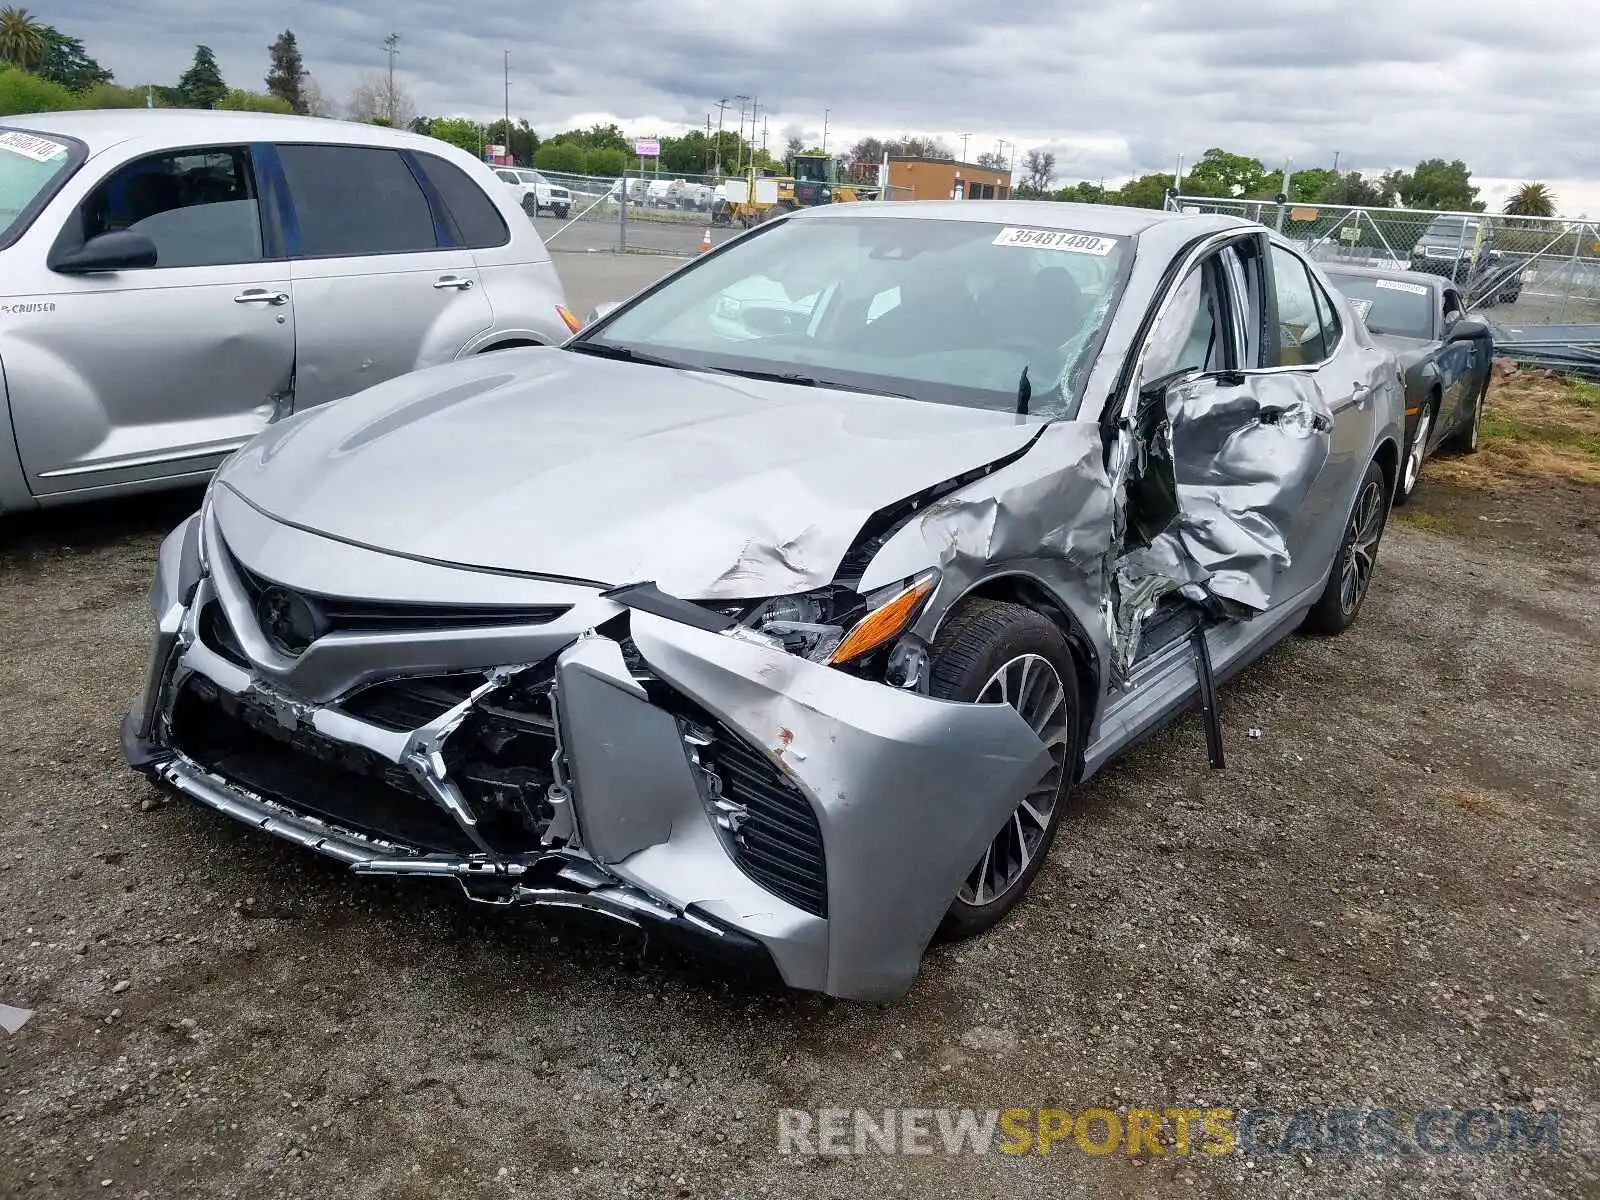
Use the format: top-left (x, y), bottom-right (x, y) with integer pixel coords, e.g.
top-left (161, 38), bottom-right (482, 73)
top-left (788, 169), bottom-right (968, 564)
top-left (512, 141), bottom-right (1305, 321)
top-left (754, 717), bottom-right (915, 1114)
top-left (822, 108), bottom-right (830, 154)
top-left (503, 50), bottom-right (510, 163)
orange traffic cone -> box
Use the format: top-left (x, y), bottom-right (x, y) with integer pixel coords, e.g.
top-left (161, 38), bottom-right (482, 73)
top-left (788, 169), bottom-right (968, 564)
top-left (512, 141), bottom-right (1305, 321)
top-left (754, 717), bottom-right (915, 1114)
top-left (699, 228), bottom-right (712, 254)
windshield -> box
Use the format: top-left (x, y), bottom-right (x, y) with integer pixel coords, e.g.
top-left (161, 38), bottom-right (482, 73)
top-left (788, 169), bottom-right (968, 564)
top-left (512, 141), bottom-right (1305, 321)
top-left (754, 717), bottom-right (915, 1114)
top-left (0, 128), bottom-right (75, 245)
top-left (1423, 216), bottom-right (1481, 242)
top-left (1325, 273), bottom-right (1434, 340)
top-left (578, 215), bottom-right (1131, 416)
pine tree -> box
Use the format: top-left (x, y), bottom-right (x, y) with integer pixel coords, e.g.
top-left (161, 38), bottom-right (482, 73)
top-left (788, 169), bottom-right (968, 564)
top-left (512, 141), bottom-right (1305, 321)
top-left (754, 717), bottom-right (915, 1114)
top-left (265, 29), bottom-right (306, 114)
top-left (176, 44), bottom-right (226, 109)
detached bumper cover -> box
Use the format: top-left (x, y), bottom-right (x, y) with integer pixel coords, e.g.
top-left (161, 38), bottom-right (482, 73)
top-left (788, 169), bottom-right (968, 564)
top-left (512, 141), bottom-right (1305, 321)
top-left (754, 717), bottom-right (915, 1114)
top-left (125, 512), bottom-right (1053, 1001)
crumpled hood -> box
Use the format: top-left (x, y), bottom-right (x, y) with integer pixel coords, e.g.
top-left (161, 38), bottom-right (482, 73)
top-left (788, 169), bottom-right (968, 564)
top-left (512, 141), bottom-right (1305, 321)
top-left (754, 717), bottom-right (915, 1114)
top-left (217, 347), bottom-right (1040, 598)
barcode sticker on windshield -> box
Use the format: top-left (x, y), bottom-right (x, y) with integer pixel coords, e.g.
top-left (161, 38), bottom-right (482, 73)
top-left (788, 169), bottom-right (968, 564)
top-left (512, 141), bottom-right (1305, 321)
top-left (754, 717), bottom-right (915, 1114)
top-left (0, 130), bottom-right (67, 162)
top-left (1374, 278), bottom-right (1428, 296)
top-left (1348, 298), bottom-right (1373, 322)
top-left (993, 227), bottom-right (1118, 255)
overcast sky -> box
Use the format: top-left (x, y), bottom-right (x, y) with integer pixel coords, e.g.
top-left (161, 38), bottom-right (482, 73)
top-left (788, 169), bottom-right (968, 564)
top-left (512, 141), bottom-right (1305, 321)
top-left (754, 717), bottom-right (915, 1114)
top-left (42, 0), bottom-right (1600, 213)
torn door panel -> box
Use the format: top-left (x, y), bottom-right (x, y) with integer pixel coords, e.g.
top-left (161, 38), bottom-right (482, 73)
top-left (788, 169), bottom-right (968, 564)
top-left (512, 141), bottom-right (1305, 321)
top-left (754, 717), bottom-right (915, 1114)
top-left (1104, 372), bottom-right (1334, 673)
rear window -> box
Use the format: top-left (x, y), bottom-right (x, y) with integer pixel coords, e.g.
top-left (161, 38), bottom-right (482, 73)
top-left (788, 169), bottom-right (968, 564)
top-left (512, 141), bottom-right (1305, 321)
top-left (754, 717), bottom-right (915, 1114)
top-left (0, 128), bottom-right (81, 248)
top-left (411, 152), bottom-right (510, 249)
top-left (275, 143), bottom-right (440, 258)
top-left (1325, 274), bottom-right (1434, 340)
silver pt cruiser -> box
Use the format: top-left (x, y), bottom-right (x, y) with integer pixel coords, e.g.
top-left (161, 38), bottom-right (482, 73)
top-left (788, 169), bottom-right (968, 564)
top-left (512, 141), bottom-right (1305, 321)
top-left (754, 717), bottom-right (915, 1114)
top-left (124, 201), bottom-right (1405, 1001)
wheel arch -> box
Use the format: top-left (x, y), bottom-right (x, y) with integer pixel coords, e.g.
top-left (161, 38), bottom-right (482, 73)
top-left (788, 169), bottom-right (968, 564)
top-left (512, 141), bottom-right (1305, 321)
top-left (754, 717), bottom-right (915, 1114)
top-left (476, 337), bottom-right (546, 354)
top-left (1373, 435), bottom-right (1401, 500)
top-left (934, 570), bottom-right (1102, 763)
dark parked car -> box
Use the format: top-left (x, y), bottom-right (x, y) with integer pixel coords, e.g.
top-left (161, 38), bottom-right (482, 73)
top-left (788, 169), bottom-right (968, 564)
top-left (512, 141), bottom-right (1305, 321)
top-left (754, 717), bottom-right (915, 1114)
top-left (1324, 265), bottom-right (1493, 504)
top-left (1407, 214), bottom-right (1521, 304)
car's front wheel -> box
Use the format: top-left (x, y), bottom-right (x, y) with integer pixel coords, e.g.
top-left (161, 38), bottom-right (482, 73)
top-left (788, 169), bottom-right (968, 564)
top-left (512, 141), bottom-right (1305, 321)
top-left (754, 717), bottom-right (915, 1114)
top-left (1394, 393), bottom-right (1436, 507)
top-left (521, 194), bottom-right (539, 217)
top-left (927, 601), bottom-right (1081, 940)
top-left (1301, 459), bottom-right (1391, 636)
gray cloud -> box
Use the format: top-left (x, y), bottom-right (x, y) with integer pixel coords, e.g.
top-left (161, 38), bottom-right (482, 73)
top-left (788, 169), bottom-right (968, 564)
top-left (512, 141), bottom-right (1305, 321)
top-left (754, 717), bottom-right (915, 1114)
top-left (37, 0), bottom-right (1600, 197)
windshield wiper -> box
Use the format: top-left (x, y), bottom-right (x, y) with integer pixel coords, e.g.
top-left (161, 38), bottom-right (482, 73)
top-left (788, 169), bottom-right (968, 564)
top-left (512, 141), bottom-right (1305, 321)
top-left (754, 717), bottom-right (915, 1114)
top-left (712, 366), bottom-right (916, 401)
top-left (564, 341), bottom-right (700, 371)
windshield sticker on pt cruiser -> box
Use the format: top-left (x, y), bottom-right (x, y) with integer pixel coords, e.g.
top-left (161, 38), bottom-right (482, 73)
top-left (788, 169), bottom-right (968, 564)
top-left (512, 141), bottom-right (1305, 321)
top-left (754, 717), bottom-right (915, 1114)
top-left (1374, 279), bottom-right (1429, 296)
top-left (992, 228), bottom-right (1119, 255)
top-left (0, 130), bottom-right (68, 163)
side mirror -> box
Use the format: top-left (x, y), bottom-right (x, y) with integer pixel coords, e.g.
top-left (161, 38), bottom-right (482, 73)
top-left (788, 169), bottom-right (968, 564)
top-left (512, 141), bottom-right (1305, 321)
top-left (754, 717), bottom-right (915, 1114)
top-left (586, 300), bottom-right (622, 325)
top-left (1446, 317), bottom-right (1488, 342)
top-left (52, 230), bottom-right (157, 274)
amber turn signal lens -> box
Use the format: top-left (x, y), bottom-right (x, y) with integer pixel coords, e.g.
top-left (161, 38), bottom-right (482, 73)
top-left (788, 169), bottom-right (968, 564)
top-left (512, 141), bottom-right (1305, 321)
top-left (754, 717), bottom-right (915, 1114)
top-left (828, 577), bottom-right (936, 665)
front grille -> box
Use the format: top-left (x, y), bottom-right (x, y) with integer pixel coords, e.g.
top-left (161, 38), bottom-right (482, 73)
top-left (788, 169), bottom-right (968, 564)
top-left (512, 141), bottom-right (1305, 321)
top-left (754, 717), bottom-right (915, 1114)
top-left (169, 680), bottom-right (480, 855)
top-left (703, 730), bottom-right (828, 918)
top-left (222, 542), bottom-right (569, 640)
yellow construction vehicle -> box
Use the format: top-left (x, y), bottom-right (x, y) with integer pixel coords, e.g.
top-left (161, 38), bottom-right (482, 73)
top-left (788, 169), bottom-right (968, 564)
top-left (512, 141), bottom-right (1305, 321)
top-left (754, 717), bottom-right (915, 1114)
top-left (710, 152), bottom-right (877, 228)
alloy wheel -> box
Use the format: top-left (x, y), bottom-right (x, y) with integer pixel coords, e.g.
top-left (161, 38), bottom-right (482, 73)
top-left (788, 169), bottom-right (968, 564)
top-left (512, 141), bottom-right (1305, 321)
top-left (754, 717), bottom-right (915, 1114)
top-left (1403, 408), bottom-right (1432, 495)
top-left (1338, 480), bottom-right (1386, 616)
top-left (957, 653), bottom-right (1071, 907)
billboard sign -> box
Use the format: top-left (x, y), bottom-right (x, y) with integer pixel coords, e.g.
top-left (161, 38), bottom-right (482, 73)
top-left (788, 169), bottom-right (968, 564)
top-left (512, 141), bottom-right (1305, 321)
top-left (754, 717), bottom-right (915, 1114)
top-left (634, 139), bottom-right (661, 157)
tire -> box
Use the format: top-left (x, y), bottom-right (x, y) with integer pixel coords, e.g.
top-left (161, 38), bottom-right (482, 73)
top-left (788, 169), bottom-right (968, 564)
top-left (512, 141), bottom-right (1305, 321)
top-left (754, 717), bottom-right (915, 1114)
top-left (1393, 391), bottom-right (1437, 507)
top-left (1442, 372), bottom-right (1488, 455)
top-left (521, 194), bottom-right (539, 218)
top-left (926, 600), bottom-right (1082, 941)
top-left (1300, 459), bottom-right (1391, 637)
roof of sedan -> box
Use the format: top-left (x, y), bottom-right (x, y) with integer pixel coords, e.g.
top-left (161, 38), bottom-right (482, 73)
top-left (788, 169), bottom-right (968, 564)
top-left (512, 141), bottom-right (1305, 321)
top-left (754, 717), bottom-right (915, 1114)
top-left (3, 108), bottom-right (444, 156)
top-left (1319, 263), bottom-right (1447, 291)
top-left (802, 198), bottom-right (1255, 239)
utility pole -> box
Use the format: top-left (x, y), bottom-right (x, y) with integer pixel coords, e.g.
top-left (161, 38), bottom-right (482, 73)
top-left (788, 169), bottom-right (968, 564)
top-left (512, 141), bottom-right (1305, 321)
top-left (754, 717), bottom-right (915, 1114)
top-left (381, 33), bottom-right (400, 125)
top-left (960, 133), bottom-right (972, 162)
top-left (502, 50), bottom-right (510, 163)
top-left (761, 113), bottom-right (768, 153)
top-left (822, 109), bottom-right (830, 154)
top-left (1331, 150), bottom-right (1341, 175)
top-left (714, 98), bottom-right (729, 177)
top-left (997, 139), bottom-right (1012, 173)
top-left (733, 94), bottom-right (750, 178)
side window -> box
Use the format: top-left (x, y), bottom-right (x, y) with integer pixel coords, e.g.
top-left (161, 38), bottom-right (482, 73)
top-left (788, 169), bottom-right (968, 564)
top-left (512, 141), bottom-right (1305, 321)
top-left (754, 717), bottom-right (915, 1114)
top-left (494, 169), bottom-right (518, 185)
top-left (1140, 255), bottom-right (1228, 386)
top-left (412, 153), bottom-right (510, 249)
top-left (77, 146), bottom-right (261, 268)
top-left (275, 144), bottom-right (439, 258)
top-left (1311, 271), bottom-right (1342, 352)
top-left (1268, 245), bottom-right (1330, 366)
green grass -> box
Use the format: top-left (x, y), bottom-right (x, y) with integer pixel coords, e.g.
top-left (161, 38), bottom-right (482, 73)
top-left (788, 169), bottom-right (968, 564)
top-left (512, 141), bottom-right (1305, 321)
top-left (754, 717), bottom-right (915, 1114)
top-left (1481, 405), bottom-right (1600, 459)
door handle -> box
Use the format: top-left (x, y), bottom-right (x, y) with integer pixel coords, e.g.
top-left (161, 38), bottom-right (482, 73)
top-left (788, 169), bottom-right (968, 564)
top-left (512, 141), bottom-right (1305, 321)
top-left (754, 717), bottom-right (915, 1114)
top-left (235, 289), bottom-right (288, 305)
top-left (1350, 382), bottom-right (1373, 408)
top-left (434, 275), bottom-right (474, 291)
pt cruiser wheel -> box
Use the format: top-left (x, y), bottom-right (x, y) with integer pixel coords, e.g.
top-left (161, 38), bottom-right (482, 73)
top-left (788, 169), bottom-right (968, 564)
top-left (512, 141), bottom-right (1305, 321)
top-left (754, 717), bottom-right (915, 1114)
top-left (927, 600), bottom-right (1081, 939)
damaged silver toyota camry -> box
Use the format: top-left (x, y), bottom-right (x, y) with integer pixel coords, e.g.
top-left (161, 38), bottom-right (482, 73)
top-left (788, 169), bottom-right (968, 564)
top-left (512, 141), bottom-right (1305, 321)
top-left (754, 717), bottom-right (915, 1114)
top-left (124, 201), bottom-right (1405, 1001)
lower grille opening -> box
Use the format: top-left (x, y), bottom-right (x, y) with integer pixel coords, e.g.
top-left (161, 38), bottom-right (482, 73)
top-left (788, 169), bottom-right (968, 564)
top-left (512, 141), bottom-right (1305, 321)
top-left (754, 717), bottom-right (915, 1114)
top-left (439, 675), bottom-right (559, 855)
top-left (169, 681), bottom-right (479, 856)
top-left (339, 674), bottom-right (482, 731)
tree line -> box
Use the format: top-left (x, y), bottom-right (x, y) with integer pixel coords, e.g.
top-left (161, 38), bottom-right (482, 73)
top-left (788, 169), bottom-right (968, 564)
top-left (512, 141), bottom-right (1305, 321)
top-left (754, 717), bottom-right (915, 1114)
top-left (0, 10), bottom-right (1560, 221)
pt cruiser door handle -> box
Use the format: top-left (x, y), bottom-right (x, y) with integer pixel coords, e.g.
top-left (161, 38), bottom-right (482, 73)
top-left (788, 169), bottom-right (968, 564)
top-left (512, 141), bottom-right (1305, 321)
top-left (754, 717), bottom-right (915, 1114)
top-left (434, 275), bottom-right (474, 290)
top-left (234, 289), bottom-right (288, 305)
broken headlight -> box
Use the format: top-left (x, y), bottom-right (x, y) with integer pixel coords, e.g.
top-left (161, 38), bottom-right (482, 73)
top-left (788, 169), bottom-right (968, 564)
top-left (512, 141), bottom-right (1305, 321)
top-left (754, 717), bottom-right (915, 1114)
top-left (734, 569), bottom-right (940, 667)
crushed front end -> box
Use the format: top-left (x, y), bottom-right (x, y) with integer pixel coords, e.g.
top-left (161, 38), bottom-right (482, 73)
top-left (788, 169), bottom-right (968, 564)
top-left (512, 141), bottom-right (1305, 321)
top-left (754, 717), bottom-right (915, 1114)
top-left (123, 488), bottom-right (1053, 1001)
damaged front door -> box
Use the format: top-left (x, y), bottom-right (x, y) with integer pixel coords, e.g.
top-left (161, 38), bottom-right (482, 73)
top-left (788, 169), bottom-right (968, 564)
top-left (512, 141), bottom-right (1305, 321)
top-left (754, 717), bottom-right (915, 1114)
top-left (1105, 234), bottom-right (1335, 681)
top-left (15, 142), bottom-right (296, 496)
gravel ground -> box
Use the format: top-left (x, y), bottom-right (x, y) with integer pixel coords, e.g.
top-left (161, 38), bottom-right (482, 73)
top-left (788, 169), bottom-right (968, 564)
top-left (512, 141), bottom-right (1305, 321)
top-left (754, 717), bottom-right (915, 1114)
top-left (2, 418), bottom-right (1597, 1198)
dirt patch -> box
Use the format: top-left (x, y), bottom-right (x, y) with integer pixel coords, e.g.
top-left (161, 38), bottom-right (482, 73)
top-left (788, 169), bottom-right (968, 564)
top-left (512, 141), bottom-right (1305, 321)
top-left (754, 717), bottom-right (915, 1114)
top-left (1427, 370), bottom-right (1600, 490)
top-left (2, 481), bottom-right (1598, 1199)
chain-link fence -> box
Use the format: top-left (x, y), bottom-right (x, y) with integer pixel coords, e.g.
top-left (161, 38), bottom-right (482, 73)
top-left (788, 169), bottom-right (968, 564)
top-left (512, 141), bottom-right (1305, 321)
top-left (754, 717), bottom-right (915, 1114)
top-left (1167, 195), bottom-right (1600, 325)
top-left (506, 167), bottom-right (901, 256)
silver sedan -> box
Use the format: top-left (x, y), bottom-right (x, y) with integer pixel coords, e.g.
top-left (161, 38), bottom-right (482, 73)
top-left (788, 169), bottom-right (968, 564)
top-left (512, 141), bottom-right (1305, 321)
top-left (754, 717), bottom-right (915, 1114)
top-left (124, 200), bottom-right (1406, 1001)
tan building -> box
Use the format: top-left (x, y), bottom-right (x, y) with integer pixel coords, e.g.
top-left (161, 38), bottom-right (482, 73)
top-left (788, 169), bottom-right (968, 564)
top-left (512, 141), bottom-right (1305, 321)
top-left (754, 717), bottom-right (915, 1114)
top-left (883, 157), bottom-right (1012, 202)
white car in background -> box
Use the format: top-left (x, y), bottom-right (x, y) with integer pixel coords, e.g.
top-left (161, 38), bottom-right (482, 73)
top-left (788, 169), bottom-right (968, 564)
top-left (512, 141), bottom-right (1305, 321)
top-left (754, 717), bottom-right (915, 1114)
top-left (495, 167), bottom-right (570, 219)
